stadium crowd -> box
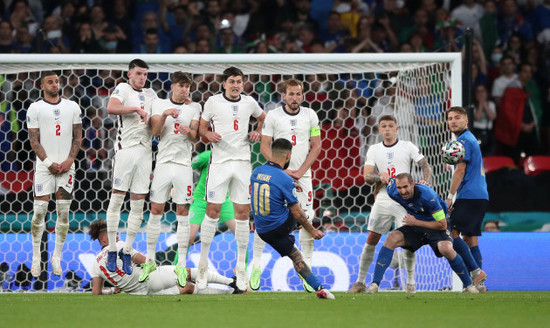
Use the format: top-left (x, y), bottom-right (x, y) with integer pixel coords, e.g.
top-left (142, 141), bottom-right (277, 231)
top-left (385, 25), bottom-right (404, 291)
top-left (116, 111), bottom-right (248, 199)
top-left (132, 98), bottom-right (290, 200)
top-left (0, 0), bottom-right (549, 200)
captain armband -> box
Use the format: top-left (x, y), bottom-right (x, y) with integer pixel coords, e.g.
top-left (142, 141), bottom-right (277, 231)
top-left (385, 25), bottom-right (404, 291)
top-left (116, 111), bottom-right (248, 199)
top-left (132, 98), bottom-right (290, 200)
top-left (310, 126), bottom-right (320, 137)
top-left (432, 210), bottom-right (446, 222)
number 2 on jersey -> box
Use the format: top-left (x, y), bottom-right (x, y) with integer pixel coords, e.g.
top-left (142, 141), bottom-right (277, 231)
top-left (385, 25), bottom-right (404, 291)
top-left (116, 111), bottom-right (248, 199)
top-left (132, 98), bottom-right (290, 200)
top-left (252, 182), bottom-right (270, 215)
top-left (55, 124), bottom-right (61, 136)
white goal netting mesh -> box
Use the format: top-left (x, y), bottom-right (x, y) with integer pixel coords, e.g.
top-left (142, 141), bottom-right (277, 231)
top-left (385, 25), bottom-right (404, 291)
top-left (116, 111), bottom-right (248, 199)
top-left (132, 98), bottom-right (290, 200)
top-left (0, 54), bottom-right (459, 292)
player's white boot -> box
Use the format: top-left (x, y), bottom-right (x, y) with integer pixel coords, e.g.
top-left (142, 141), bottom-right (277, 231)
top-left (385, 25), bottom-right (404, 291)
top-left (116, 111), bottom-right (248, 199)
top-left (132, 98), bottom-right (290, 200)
top-left (347, 282), bottom-right (367, 293)
top-left (471, 269), bottom-right (487, 293)
top-left (235, 264), bottom-right (248, 291)
top-left (31, 257), bottom-right (41, 278)
top-left (462, 285), bottom-right (480, 293)
top-left (51, 256), bottom-right (62, 276)
top-left (366, 283), bottom-right (379, 294)
top-left (406, 283), bottom-right (417, 294)
top-left (196, 264), bottom-right (208, 290)
top-left (316, 288), bottom-right (335, 300)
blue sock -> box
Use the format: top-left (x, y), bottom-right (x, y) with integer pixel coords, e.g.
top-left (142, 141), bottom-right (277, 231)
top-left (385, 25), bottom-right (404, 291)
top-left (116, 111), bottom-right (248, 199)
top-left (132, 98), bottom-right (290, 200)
top-left (372, 246), bottom-right (394, 285)
top-left (448, 254), bottom-right (472, 287)
top-left (453, 238), bottom-right (479, 271)
top-left (304, 274), bottom-right (322, 290)
top-left (470, 246), bottom-right (482, 269)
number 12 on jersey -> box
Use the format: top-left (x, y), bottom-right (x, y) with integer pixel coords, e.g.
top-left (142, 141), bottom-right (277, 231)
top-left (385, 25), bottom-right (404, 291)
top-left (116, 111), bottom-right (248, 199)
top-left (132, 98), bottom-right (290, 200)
top-left (252, 182), bottom-right (270, 215)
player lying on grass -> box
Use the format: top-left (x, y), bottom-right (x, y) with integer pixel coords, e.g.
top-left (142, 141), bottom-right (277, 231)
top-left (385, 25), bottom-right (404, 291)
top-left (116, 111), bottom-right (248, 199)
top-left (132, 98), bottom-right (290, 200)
top-left (250, 138), bottom-right (334, 299)
top-left (365, 173), bottom-right (484, 294)
top-left (89, 219), bottom-right (236, 295)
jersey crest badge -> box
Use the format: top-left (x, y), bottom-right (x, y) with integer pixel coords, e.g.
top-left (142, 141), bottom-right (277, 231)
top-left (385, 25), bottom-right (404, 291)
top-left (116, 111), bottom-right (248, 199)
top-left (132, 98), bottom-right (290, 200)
top-left (54, 108), bottom-right (60, 116)
top-left (387, 152), bottom-right (394, 160)
top-left (232, 105), bottom-right (238, 117)
top-left (290, 119), bottom-right (297, 128)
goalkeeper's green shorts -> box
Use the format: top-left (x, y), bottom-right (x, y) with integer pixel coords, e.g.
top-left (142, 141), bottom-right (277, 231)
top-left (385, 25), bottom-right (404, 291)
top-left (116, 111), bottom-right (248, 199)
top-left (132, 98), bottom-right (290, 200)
top-left (189, 199), bottom-right (234, 225)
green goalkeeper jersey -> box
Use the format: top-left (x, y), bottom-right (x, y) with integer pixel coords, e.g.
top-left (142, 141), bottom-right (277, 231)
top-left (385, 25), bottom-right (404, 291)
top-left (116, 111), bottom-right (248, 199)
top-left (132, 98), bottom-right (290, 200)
top-left (192, 150), bottom-right (230, 202)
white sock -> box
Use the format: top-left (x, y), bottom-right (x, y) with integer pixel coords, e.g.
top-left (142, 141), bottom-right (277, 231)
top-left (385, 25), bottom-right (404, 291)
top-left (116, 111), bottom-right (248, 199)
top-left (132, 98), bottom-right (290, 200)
top-left (251, 230), bottom-right (265, 270)
top-left (403, 249), bottom-right (416, 285)
top-left (146, 213), bottom-right (162, 263)
top-left (235, 219), bottom-right (250, 270)
top-left (198, 215), bottom-right (218, 269)
top-left (189, 268), bottom-right (232, 285)
top-left (31, 200), bottom-right (48, 260)
top-left (176, 215), bottom-right (190, 267)
top-left (193, 286), bottom-right (231, 295)
top-left (357, 243), bottom-right (376, 283)
top-left (106, 193), bottom-right (124, 252)
top-left (299, 228), bottom-right (314, 268)
top-left (53, 200), bottom-right (71, 258)
top-left (124, 199), bottom-right (144, 253)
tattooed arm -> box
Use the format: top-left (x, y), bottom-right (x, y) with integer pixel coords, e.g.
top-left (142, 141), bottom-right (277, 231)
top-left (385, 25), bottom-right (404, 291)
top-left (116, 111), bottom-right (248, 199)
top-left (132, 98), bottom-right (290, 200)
top-left (289, 203), bottom-right (324, 239)
top-left (59, 123), bottom-right (83, 173)
top-left (29, 128), bottom-right (59, 174)
top-left (417, 158), bottom-right (432, 185)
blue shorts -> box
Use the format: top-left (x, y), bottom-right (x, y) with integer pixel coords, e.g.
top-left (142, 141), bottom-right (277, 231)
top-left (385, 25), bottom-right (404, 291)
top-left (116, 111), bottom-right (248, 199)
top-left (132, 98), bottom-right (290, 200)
top-left (449, 199), bottom-right (488, 236)
top-left (257, 214), bottom-right (297, 257)
top-left (398, 225), bottom-right (453, 258)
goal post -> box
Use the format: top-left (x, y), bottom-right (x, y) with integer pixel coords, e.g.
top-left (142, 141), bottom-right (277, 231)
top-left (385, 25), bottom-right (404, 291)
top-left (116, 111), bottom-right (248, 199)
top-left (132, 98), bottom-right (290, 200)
top-left (0, 53), bottom-right (462, 291)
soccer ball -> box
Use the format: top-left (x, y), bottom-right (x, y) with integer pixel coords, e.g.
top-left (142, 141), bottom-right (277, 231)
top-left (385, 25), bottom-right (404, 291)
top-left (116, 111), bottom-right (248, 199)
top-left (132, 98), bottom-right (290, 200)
top-left (441, 140), bottom-right (465, 165)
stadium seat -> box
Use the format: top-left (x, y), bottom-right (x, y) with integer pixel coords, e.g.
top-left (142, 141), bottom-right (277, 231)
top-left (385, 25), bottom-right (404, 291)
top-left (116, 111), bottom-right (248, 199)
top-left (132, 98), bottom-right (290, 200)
top-left (523, 156), bottom-right (550, 176)
top-left (483, 156), bottom-right (515, 174)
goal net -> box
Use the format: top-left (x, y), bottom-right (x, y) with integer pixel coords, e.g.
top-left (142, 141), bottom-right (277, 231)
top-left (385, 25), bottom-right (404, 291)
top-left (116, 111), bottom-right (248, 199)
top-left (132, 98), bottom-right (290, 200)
top-left (0, 53), bottom-right (461, 292)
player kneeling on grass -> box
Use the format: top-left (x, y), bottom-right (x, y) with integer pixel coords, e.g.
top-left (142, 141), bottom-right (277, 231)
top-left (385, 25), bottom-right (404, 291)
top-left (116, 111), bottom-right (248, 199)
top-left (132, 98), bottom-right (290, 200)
top-left (89, 219), bottom-right (235, 295)
top-left (251, 138), bottom-right (334, 299)
top-left (365, 173), bottom-right (480, 294)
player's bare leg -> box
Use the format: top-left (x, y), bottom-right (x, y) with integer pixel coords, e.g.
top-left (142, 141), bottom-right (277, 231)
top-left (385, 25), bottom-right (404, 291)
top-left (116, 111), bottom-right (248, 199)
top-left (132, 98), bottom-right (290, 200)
top-left (250, 230), bottom-right (266, 290)
top-left (51, 187), bottom-right (72, 276)
top-left (30, 195), bottom-right (49, 278)
top-left (106, 190), bottom-right (125, 272)
top-left (287, 246), bottom-right (334, 300)
top-left (348, 231), bottom-right (381, 293)
top-left (174, 204), bottom-right (190, 287)
top-left (123, 193), bottom-right (146, 274)
top-left (234, 203), bottom-right (250, 291)
top-left (197, 202), bottom-right (221, 289)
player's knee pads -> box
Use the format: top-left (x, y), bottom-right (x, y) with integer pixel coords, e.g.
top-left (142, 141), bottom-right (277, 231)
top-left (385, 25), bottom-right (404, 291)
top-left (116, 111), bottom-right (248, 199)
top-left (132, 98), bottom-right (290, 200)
top-left (32, 200), bottom-right (48, 225)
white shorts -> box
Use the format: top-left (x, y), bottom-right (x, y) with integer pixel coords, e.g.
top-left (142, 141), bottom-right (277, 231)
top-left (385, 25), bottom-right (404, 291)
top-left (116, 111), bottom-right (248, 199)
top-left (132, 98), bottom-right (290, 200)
top-left (112, 144), bottom-right (152, 194)
top-left (367, 197), bottom-right (408, 235)
top-left (206, 160), bottom-right (251, 204)
top-left (150, 162), bottom-right (193, 204)
top-left (33, 167), bottom-right (76, 197)
top-left (128, 265), bottom-right (180, 295)
top-left (296, 176), bottom-right (314, 220)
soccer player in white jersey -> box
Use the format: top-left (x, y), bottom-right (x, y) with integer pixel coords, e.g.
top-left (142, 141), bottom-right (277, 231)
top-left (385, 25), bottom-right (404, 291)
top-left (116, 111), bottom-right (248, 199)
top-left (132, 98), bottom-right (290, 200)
top-left (88, 219), bottom-right (236, 295)
top-left (139, 72), bottom-right (200, 285)
top-left (105, 59), bottom-right (158, 275)
top-left (27, 71), bottom-right (82, 278)
top-left (347, 115), bottom-right (432, 294)
top-left (250, 78), bottom-right (321, 291)
top-left (198, 66), bottom-right (266, 291)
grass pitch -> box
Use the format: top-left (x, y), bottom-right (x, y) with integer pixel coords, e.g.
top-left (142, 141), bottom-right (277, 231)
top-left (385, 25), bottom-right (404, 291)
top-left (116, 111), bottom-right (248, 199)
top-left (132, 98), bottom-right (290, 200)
top-left (1, 291), bottom-right (549, 328)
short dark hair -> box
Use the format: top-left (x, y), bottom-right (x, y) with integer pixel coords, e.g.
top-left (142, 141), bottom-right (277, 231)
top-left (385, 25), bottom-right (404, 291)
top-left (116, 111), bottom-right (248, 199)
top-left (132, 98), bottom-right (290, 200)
top-left (446, 106), bottom-right (467, 119)
top-left (129, 58), bottom-right (149, 70)
top-left (89, 219), bottom-right (107, 241)
top-left (171, 71), bottom-right (193, 85)
top-left (271, 138), bottom-right (293, 156)
top-left (395, 172), bottom-right (413, 183)
top-left (282, 78), bottom-right (303, 93)
top-left (40, 71), bottom-right (58, 84)
top-left (379, 114), bottom-right (397, 124)
top-left (222, 66), bottom-right (244, 81)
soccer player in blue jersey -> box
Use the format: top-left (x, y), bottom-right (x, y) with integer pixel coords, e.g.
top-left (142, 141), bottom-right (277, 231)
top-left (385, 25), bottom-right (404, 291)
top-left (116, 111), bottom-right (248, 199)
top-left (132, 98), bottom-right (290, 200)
top-left (250, 138), bottom-right (334, 299)
top-left (365, 173), bottom-right (479, 294)
top-left (446, 106), bottom-right (489, 292)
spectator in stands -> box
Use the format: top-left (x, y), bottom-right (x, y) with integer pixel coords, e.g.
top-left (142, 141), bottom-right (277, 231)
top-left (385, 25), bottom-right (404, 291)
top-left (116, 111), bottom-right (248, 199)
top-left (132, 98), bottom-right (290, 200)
top-left (202, 0), bottom-right (222, 35)
top-left (497, 0), bottom-right (533, 47)
top-left (483, 220), bottom-right (501, 232)
top-left (473, 84), bottom-right (496, 156)
top-left (433, 17), bottom-right (462, 52)
top-left (479, 0), bottom-right (498, 59)
top-left (138, 27), bottom-right (163, 54)
top-left (495, 63), bottom-right (542, 162)
top-left (11, 24), bottom-right (33, 53)
top-left (492, 55), bottom-right (517, 107)
top-left (133, 11), bottom-right (171, 53)
top-left (57, 0), bottom-right (78, 44)
top-left (195, 39), bottom-right (211, 54)
top-left (0, 20), bottom-right (14, 53)
top-left (173, 43), bottom-right (189, 54)
top-left (399, 9), bottom-right (434, 50)
top-left (8, 0), bottom-right (39, 36)
top-left (450, 0), bottom-right (484, 41)
top-left (214, 21), bottom-right (243, 54)
top-left (297, 24), bottom-right (316, 53)
top-left (530, 0), bottom-right (550, 36)
top-left (160, 3), bottom-right (191, 47)
top-left (72, 22), bottom-right (102, 54)
top-left (487, 46), bottom-right (503, 88)
top-left (40, 15), bottom-right (70, 53)
top-left (106, 0), bottom-right (133, 53)
top-left (89, 5), bottom-right (107, 41)
top-left (319, 11), bottom-right (348, 53)
top-left (408, 32), bottom-right (426, 52)
top-left (503, 33), bottom-right (522, 65)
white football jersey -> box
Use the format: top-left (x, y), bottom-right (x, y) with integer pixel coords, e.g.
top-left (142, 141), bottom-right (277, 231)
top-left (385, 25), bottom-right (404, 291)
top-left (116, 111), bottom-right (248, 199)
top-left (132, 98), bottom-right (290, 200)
top-left (110, 82), bottom-right (157, 151)
top-left (201, 94), bottom-right (264, 164)
top-left (91, 241), bottom-right (141, 293)
top-left (26, 98), bottom-right (82, 172)
top-left (262, 105), bottom-right (319, 177)
top-left (152, 98), bottom-right (201, 165)
top-left (365, 140), bottom-right (424, 199)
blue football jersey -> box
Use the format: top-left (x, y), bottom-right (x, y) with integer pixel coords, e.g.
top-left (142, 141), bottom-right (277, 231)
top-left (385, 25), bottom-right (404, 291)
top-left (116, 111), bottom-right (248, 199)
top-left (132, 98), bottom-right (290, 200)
top-left (387, 179), bottom-right (448, 222)
top-left (251, 162), bottom-right (299, 234)
top-left (456, 130), bottom-right (489, 200)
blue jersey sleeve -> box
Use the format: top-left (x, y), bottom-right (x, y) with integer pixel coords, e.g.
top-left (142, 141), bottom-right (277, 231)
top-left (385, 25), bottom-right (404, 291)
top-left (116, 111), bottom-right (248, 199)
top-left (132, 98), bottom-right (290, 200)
top-left (280, 175), bottom-right (299, 206)
top-left (458, 135), bottom-right (472, 164)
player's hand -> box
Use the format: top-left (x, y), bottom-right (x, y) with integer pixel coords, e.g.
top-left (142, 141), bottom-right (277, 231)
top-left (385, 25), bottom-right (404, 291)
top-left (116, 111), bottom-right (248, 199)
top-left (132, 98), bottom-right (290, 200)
top-left (379, 172), bottom-right (390, 184)
top-left (445, 198), bottom-right (453, 209)
top-left (206, 130), bottom-right (222, 143)
top-left (311, 230), bottom-right (325, 239)
top-left (164, 108), bottom-right (179, 119)
top-left (249, 131), bottom-right (261, 142)
top-left (417, 180), bottom-right (431, 187)
top-left (294, 182), bottom-right (303, 192)
top-left (47, 162), bottom-right (61, 175)
top-left (136, 108), bottom-right (148, 123)
top-left (58, 158), bottom-right (74, 174)
top-left (113, 288), bottom-right (122, 294)
top-left (285, 169), bottom-right (301, 180)
top-left (402, 214), bottom-right (417, 226)
top-left (178, 125), bottom-right (191, 135)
